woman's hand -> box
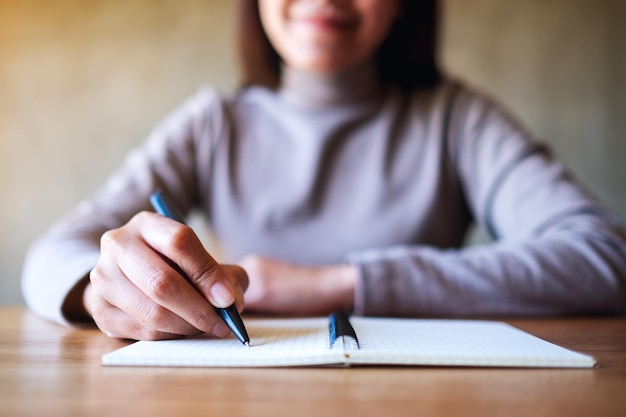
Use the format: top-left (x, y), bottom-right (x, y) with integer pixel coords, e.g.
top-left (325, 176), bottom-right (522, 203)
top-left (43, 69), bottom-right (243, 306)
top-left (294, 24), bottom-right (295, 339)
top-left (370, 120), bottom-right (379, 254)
top-left (239, 255), bottom-right (357, 316)
top-left (85, 211), bottom-right (248, 340)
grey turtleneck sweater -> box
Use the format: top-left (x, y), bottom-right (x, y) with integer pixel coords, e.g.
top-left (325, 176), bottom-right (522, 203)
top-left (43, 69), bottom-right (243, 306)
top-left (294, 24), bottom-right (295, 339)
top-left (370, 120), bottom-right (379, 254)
top-left (22, 66), bottom-right (626, 325)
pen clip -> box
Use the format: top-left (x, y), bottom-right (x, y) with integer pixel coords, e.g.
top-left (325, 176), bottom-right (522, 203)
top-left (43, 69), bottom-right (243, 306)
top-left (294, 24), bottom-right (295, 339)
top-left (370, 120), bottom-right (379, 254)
top-left (150, 189), bottom-right (186, 224)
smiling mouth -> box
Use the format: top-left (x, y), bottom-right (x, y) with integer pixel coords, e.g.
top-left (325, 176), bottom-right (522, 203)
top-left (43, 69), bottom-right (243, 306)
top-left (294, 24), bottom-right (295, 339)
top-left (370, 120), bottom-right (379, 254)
top-left (297, 16), bottom-right (358, 31)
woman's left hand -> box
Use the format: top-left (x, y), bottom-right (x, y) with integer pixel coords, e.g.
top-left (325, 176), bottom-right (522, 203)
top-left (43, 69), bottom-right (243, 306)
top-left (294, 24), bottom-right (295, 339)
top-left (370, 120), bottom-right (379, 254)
top-left (239, 255), bottom-right (357, 315)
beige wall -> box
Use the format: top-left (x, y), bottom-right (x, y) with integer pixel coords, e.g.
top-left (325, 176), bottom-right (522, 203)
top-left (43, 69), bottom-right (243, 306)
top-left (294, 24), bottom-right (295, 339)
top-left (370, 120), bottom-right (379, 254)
top-left (1, 0), bottom-right (624, 305)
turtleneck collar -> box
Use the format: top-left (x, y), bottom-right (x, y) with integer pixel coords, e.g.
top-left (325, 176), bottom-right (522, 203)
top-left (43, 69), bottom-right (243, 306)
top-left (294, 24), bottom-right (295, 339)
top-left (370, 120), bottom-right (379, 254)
top-left (278, 64), bottom-right (383, 109)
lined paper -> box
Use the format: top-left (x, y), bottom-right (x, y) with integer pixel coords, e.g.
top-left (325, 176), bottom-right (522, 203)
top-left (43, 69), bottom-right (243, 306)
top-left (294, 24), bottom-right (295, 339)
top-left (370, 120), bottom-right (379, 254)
top-left (348, 318), bottom-right (595, 367)
top-left (102, 317), bottom-right (344, 367)
top-left (102, 317), bottom-right (595, 368)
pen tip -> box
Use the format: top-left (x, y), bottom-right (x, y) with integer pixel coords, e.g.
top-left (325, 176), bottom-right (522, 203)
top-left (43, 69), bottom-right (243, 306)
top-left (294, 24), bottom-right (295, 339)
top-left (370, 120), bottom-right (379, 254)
top-left (244, 341), bottom-right (250, 348)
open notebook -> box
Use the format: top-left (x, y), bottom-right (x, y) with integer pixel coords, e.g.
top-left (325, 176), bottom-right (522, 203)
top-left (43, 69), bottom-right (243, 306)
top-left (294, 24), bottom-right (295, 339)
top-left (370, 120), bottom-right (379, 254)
top-left (101, 316), bottom-right (595, 368)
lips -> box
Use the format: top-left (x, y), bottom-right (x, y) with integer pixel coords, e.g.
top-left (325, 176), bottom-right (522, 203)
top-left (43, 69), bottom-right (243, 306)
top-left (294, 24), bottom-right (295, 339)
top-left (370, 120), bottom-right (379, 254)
top-left (297, 14), bottom-right (358, 31)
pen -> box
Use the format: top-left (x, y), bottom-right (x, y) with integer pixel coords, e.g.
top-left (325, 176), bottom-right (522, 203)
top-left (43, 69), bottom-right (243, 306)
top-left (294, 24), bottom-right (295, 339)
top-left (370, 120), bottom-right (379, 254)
top-left (149, 189), bottom-right (250, 347)
top-left (329, 311), bottom-right (360, 350)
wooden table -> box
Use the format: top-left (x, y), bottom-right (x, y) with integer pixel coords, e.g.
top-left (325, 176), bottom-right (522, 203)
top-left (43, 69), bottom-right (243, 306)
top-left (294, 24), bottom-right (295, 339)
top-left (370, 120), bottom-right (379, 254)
top-left (1, 307), bottom-right (625, 417)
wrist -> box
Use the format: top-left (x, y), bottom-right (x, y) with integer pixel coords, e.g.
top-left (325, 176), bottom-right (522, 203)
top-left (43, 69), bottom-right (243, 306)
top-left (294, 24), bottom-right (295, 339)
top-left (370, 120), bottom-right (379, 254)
top-left (60, 275), bottom-right (94, 325)
top-left (322, 264), bottom-right (358, 313)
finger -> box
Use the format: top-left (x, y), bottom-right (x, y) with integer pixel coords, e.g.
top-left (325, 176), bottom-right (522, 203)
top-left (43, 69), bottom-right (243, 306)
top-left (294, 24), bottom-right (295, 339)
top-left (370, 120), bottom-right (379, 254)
top-left (91, 297), bottom-right (183, 341)
top-left (136, 212), bottom-right (238, 307)
top-left (222, 264), bottom-right (249, 292)
top-left (90, 260), bottom-right (203, 337)
top-left (99, 227), bottom-right (222, 336)
top-left (87, 275), bottom-right (185, 340)
top-left (221, 264), bottom-right (249, 312)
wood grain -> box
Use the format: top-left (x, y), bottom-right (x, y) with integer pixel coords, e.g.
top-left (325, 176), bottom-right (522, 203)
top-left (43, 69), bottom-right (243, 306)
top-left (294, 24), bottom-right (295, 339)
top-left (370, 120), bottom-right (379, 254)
top-left (1, 307), bottom-right (625, 417)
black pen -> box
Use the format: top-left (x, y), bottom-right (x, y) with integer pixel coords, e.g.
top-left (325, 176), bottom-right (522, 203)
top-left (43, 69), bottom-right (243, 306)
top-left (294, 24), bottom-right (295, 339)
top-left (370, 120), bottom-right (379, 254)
top-left (149, 189), bottom-right (250, 347)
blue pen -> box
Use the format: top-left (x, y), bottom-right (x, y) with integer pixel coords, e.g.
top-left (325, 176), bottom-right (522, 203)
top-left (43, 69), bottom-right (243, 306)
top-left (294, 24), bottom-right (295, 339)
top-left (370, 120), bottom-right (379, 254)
top-left (150, 189), bottom-right (250, 347)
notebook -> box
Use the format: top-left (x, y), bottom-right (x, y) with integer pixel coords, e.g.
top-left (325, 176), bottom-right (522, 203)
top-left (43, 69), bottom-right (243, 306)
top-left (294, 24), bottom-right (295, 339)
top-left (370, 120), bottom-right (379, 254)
top-left (101, 314), bottom-right (595, 368)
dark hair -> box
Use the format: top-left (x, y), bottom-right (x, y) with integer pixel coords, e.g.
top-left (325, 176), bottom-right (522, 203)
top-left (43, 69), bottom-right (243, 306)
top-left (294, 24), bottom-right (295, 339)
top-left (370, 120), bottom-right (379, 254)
top-left (235, 0), bottom-right (441, 90)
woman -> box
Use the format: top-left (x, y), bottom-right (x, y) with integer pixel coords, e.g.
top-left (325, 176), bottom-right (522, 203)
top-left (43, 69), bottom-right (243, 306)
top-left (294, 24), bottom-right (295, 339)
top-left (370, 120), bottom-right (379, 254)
top-left (22, 0), bottom-right (626, 341)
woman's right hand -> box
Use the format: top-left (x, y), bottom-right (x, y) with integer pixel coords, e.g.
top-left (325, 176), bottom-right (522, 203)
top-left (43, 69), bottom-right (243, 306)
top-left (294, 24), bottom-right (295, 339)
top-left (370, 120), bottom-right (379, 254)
top-left (84, 211), bottom-right (248, 340)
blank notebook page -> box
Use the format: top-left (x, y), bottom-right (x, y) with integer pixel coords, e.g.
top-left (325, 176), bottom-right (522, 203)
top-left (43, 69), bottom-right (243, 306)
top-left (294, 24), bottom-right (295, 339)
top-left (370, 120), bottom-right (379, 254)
top-left (102, 317), bottom-right (342, 367)
top-left (101, 317), bottom-right (595, 368)
top-left (348, 318), bottom-right (595, 367)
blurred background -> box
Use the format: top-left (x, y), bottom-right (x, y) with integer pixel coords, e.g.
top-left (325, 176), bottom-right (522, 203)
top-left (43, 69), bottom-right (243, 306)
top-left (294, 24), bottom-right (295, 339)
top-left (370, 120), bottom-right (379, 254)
top-left (1, 0), bottom-right (624, 305)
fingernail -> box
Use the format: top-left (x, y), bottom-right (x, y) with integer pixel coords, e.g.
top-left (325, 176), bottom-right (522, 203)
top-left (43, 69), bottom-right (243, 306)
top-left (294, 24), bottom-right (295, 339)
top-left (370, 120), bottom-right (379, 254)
top-left (210, 282), bottom-right (234, 307)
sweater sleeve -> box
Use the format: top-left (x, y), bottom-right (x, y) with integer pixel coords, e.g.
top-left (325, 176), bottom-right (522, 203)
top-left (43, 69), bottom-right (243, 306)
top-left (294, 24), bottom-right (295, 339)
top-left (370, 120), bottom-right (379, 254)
top-left (21, 88), bottom-right (223, 326)
top-left (348, 87), bottom-right (626, 317)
